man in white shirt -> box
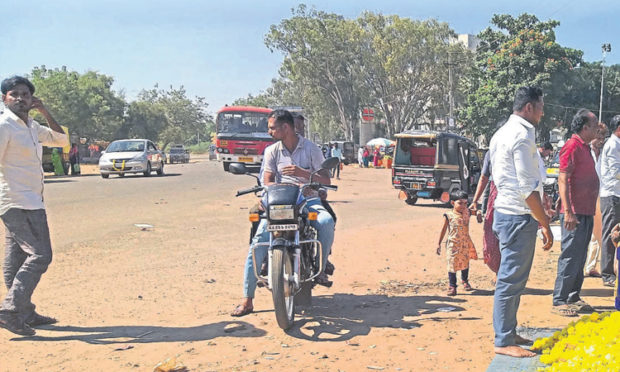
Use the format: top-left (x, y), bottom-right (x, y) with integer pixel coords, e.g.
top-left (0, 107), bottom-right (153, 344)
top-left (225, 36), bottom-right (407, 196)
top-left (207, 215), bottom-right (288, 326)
top-left (600, 115), bottom-right (620, 287)
top-left (489, 86), bottom-right (553, 358)
top-left (231, 110), bottom-right (334, 317)
top-left (0, 76), bottom-right (68, 336)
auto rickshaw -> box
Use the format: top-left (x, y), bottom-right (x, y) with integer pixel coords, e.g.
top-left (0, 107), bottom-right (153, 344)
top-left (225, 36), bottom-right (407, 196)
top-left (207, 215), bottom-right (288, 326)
top-left (391, 130), bottom-right (480, 205)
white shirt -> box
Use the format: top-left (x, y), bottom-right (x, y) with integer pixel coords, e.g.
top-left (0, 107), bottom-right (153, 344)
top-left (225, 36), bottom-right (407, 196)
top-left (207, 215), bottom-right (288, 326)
top-left (600, 133), bottom-right (620, 198)
top-left (591, 148), bottom-right (602, 180)
top-left (0, 110), bottom-right (68, 216)
top-left (263, 135), bottom-right (325, 185)
top-left (537, 151), bottom-right (547, 183)
top-left (489, 114), bottom-right (542, 215)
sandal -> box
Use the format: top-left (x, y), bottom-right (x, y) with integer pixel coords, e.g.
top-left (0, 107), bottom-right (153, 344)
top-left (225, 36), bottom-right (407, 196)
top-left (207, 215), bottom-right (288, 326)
top-left (447, 286), bottom-right (457, 296)
top-left (230, 304), bottom-right (253, 317)
top-left (551, 304), bottom-right (578, 317)
top-left (462, 281), bottom-right (473, 291)
top-left (569, 300), bottom-right (594, 313)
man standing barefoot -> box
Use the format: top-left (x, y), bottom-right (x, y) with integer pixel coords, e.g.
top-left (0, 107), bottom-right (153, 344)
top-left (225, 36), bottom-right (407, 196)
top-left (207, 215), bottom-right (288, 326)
top-left (0, 76), bottom-right (68, 336)
top-left (489, 87), bottom-right (553, 358)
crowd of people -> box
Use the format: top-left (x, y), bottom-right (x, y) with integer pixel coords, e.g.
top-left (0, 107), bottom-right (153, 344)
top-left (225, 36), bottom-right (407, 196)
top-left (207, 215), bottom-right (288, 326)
top-left (357, 145), bottom-right (392, 168)
top-left (439, 86), bottom-right (620, 358)
top-left (1, 75), bottom-right (618, 368)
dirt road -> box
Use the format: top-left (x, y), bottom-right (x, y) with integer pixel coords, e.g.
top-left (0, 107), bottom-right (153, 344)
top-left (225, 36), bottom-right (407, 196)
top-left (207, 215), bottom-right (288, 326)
top-left (0, 158), bottom-right (616, 371)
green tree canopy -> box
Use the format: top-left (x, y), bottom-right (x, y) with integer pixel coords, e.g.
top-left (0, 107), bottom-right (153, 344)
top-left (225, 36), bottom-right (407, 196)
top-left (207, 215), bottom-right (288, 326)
top-left (461, 14), bottom-right (582, 142)
top-left (29, 65), bottom-right (126, 141)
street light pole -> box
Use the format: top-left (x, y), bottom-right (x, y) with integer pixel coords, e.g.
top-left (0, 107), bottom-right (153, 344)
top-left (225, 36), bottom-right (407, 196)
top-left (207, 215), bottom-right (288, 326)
top-left (599, 43), bottom-right (612, 122)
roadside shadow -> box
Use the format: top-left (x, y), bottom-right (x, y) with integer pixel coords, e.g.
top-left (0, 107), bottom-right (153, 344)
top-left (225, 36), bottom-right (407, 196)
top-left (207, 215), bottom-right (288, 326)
top-left (286, 293), bottom-right (475, 342)
top-left (105, 173), bottom-right (182, 179)
top-left (12, 321), bottom-right (265, 344)
top-left (43, 179), bottom-right (75, 184)
top-left (329, 200), bottom-right (352, 204)
top-left (523, 287), bottom-right (553, 296)
top-left (410, 203), bottom-right (451, 209)
top-left (468, 289), bottom-right (494, 296)
top-left (581, 288), bottom-right (614, 297)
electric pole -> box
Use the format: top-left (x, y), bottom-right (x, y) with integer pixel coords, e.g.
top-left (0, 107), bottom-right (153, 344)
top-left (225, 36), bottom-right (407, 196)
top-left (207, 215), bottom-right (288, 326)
top-left (599, 43), bottom-right (611, 122)
top-left (445, 51), bottom-right (456, 132)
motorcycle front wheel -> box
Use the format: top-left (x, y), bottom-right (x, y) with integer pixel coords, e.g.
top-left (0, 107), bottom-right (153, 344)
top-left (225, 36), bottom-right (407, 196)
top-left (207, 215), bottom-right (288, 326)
top-left (271, 247), bottom-right (295, 330)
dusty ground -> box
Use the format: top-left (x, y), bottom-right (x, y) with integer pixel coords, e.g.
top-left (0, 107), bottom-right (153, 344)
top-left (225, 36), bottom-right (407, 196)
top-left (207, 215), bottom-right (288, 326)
top-left (0, 157), bottom-right (616, 372)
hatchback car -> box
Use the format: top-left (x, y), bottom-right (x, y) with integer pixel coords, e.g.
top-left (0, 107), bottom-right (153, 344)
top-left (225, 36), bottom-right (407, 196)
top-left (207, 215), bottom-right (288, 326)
top-left (99, 139), bottom-right (165, 178)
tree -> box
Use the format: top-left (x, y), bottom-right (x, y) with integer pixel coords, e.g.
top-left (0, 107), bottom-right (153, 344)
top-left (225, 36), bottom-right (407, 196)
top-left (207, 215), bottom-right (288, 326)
top-left (29, 66), bottom-right (126, 141)
top-left (556, 62), bottom-right (620, 126)
top-left (265, 5), bottom-right (363, 141)
top-left (461, 14), bottom-right (582, 142)
top-left (356, 13), bottom-right (470, 137)
top-left (128, 85), bottom-right (212, 149)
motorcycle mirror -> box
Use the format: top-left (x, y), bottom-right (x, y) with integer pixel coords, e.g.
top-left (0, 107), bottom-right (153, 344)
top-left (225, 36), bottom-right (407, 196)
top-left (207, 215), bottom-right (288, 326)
top-left (321, 156), bottom-right (340, 170)
top-left (229, 162), bottom-right (249, 175)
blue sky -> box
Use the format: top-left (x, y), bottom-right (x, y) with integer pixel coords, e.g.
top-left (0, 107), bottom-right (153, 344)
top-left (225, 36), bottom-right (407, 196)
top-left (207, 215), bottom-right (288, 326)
top-left (1, 0), bottom-right (618, 114)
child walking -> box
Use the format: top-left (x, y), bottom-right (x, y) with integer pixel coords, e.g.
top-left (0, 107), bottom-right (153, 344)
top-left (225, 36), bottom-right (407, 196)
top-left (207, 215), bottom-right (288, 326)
top-left (437, 191), bottom-right (478, 296)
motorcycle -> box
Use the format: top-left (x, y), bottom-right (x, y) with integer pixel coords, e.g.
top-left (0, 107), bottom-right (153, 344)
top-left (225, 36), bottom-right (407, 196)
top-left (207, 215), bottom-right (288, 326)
top-left (543, 176), bottom-right (560, 223)
top-left (230, 157), bottom-right (339, 330)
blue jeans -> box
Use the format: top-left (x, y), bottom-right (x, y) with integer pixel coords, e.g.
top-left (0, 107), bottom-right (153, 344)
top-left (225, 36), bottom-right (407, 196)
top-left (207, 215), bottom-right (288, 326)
top-left (243, 198), bottom-right (334, 298)
top-left (492, 211), bottom-right (538, 347)
top-left (552, 214), bottom-right (593, 306)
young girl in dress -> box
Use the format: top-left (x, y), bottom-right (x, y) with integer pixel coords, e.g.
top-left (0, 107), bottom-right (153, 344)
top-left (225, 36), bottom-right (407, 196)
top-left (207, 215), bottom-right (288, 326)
top-left (437, 191), bottom-right (478, 296)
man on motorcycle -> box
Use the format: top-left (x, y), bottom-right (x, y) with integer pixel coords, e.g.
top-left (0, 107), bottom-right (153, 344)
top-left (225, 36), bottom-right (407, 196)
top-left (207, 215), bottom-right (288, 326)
top-left (232, 109), bottom-right (335, 317)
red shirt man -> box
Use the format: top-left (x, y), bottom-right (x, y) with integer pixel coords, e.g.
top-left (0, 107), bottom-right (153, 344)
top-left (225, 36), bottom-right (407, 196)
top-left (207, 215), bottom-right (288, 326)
top-left (559, 133), bottom-right (599, 216)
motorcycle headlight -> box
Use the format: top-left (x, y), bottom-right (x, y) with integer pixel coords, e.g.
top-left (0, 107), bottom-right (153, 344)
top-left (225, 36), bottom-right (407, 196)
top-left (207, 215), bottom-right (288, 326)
top-left (269, 205), bottom-right (295, 220)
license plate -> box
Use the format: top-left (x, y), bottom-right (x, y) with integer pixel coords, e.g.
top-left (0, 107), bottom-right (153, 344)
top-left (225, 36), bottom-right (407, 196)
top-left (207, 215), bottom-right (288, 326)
top-left (411, 183), bottom-right (422, 190)
top-left (267, 224), bottom-right (298, 231)
top-left (238, 157), bottom-right (254, 163)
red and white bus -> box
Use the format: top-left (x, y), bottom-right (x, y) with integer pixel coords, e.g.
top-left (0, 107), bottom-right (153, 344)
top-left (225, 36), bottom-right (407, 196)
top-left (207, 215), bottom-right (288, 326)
top-left (215, 106), bottom-right (274, 172)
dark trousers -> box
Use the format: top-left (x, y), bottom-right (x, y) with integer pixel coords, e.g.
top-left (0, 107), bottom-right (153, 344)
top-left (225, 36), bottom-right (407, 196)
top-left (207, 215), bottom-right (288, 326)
top-left (1, 209), bottom-right (53, 321)
top-left (448, 268), bottom-right (469, 287)
top-left (552, 214), bottom-right (594, 306)
top-left (601, 196), bottom-right (620, 283)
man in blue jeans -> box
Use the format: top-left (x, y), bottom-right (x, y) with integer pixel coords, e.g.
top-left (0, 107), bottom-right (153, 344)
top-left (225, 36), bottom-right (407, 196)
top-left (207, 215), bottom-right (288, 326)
top-left (489, 86), bottom-right (553, 358)
top-left (231, 110), bottom-right (334, 317)
top-left (552, 109), bottom-right (599, 316)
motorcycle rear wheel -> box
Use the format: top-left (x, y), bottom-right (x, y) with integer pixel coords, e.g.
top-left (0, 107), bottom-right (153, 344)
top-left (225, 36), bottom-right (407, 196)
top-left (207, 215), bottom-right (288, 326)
top-left (271, 248), bottom-right (295, 330)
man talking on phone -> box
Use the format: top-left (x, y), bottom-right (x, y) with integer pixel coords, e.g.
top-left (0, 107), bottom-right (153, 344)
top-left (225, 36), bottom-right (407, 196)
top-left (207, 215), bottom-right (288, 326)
top-left (0, 76), bottom-right (68, 336)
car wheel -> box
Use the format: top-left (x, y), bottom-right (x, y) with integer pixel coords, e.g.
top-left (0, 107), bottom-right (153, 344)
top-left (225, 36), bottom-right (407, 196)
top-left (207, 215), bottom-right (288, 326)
top-left (157, 162), bottom-right (164, 176)
top-left (143, 162), bottom-right (152, 177)
top-left (223, 162), bottom-right (230, 172)
top-left (101, 174), bottom-right (109, 179)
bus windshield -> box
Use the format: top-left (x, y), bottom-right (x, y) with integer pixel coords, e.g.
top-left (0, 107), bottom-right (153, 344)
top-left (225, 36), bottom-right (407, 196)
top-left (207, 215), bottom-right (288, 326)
top-left (217, 111), bottom-right (270, 134)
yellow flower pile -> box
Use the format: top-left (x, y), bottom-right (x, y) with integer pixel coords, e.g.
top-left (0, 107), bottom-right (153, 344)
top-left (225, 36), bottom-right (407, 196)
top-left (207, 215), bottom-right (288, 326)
top-left (531, 311), bottom-right (620, 371)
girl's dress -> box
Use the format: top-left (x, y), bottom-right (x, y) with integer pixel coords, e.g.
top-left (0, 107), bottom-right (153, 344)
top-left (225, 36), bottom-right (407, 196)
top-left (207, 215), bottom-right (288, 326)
top-left (483, 181), bottom-right (500, 273)
top-left (444, 209), bottom-right (478, 272)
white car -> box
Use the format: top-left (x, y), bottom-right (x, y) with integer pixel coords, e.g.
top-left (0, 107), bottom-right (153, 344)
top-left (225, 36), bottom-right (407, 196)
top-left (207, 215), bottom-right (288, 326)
top-left (99, 139), bottom-right (165, 178)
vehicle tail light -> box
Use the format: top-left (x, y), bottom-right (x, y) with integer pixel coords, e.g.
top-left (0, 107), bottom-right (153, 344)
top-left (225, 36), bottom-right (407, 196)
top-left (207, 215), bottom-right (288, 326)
top-left (249, 213), bottom-right (260, 222)
top-left (308, 212), bottom-right (318, 221)
top-left (393, 179), bottom-right (400, 185)
top-left (427, 180), bottom-right (436, 187)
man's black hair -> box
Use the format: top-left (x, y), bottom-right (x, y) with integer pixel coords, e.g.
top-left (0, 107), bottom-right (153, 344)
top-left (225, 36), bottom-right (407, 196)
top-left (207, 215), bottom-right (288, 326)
top-left (268, 109), bottom-right (294, 128)
top-left (1, 76), bottom-right (35, 95)
top-left (610, 115), bottom-right (620, 131)
top-left (512, 86), bottom-right (543, 112)
top-left (570, 108), bottom-right (594, 134)
top-left (541, 141), bottom-right (553, 151)
top-left (450, 190), bottom-right (469, 202)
